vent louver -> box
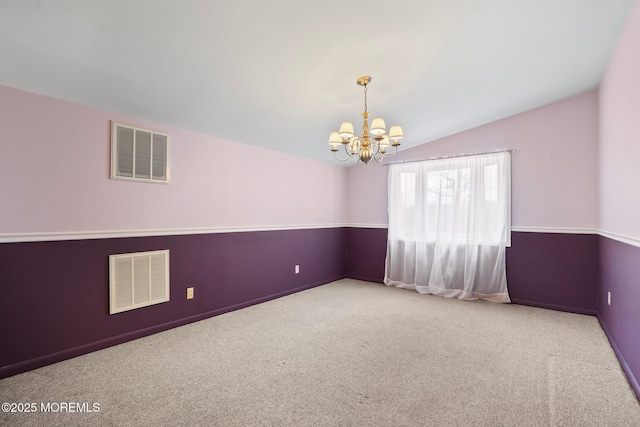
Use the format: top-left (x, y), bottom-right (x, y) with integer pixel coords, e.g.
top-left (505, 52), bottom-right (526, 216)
top-left (111, 122), bottom-right (169, 183)
top-left (109, 250), bottom-right (170, 314)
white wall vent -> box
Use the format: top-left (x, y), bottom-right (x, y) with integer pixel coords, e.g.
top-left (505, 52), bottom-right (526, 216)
top-left (109, 250), bottom-right (170, 314)
top-left (111, 121), bottom-right (170, 183)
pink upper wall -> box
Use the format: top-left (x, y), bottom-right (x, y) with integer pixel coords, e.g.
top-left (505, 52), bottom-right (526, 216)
top-left (0, 85), bottom-right (347, 236)
top-left (600, 0), bottom-right (640, 240)
top-left (0, 80), bottom-right (601, 237)
top-left (347, 90), bottom-right (599, 229)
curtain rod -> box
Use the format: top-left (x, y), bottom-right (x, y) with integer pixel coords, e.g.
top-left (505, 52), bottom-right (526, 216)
top-left (383, 148), bottom-right (516, 166)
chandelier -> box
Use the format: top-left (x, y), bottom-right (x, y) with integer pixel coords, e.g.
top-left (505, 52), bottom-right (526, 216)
top-left (328, 76), bottom-right (403, 165)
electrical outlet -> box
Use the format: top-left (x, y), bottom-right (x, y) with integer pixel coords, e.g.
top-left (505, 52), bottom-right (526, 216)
top-left (607, 291), bottom-right (611, 306)
top-left (295, 265), bottom-right (300, 274)
top-left (187, 287), bottom-right (194, 300)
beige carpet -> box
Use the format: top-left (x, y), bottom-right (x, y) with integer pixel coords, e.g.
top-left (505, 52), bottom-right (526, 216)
top-left (1, 279), bottom-right (639, 426)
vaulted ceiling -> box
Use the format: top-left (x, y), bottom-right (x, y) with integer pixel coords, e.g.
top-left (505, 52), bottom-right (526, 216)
top-left (0, 0), bottom-right (635, 165)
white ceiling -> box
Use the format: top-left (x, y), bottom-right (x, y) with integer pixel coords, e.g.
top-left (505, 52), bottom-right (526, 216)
top-left (0, 0), bottom-right (635, 166)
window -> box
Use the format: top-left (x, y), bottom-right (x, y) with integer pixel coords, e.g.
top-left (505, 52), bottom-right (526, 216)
top-left (388, 152), bottom-right (511, 246)
top-left (484, 164), bottom-right (498, 202)
top-left (385, 151), bottom-right (512, 302)
top-left (400, 172), bottom-right (416, 207)
top-left (111, 122), bottom-right (170, 183)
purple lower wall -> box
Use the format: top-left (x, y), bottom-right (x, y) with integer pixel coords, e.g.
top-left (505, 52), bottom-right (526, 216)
top-left (345, 228), bottom-right (598, 315)
top-left (0, 227), bottom-right (612, 383)
top-left (598, 236), bottom-right (640, 400)
top-left (0, 228), bottom-right (346, 378)
top-left (507, 232), bottom-right (598, 315)
top-left (345, 227), bottom-right (388, 283)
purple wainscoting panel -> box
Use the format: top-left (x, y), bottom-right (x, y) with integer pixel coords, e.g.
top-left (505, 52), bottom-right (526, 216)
top-left (343, 228), bottom-right (598, 314)
top-left (0, 228), bottom-right (346, 378)
top-left (345, 227), bottom-right (388, 283)
top-left (598, 236), bottom-right (640, 400)
top-left (506, 232), bottom-right (598, 315)
top-left (0, 227), bottom-right (605, 379)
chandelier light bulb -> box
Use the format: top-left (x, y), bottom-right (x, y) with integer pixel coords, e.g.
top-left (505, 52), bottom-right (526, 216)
top-left (370, 118), bottom-right (386, 136)
top-left (389, 125), bottom-right (404, 143)
top-left (328, 132), bottom-right (342, 145)
top-left (339, 122), bottom-right (355, 139)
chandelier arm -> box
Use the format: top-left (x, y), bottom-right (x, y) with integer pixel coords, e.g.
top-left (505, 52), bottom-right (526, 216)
top-left (344, 141), bottom-right (357, 158)
top-left (381, 145), bottom-right (399, 158)
top-left (370, 143), bottom-right (383, 163)
top-left (341, 141), bottom-right (363, 163)
top-left (369, 140), bottom-right (399, 162)
top-left (352, 143), bottom-right (361, 164)
top-left (332, 143), bottom-right (358, 162)
top-left (333, 149), bottom-right (351, 162)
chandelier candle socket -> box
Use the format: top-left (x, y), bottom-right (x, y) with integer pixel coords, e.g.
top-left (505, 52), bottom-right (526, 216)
top-left (328, 76), bottom-right (403, 164)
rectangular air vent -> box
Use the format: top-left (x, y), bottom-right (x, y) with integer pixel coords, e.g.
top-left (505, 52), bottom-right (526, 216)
top-left (111, 121), bottom-right (170, 183)
top-left (109, 250), bottom-right (170, 314)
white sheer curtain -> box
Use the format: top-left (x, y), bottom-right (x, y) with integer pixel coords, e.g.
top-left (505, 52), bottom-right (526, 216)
top-left (384, 152), bottom-right (511, 302)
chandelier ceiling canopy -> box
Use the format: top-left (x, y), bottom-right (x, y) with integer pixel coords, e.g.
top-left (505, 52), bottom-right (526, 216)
top-left (328, 76), bottom-right (403, 165)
